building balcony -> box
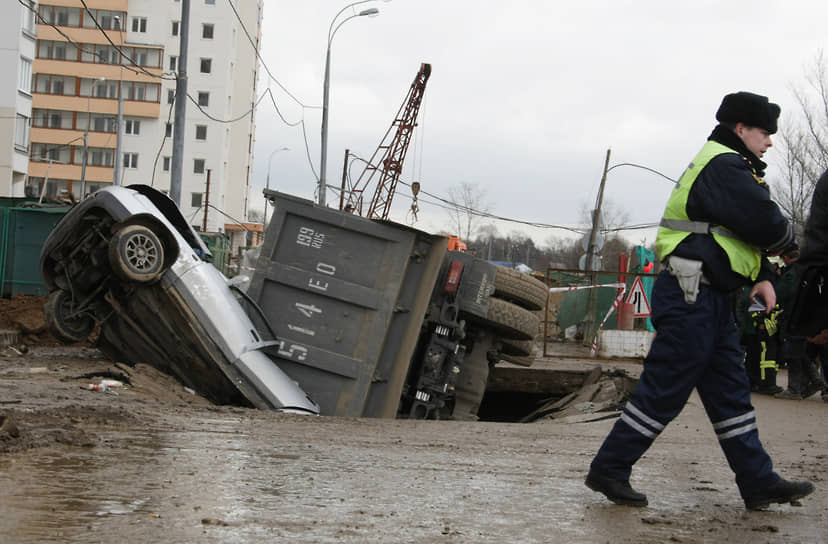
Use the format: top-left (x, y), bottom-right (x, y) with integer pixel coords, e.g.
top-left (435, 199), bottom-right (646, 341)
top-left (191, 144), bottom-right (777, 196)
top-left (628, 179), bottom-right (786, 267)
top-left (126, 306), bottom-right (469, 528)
top-left (28, 160), bottom-right (113, 184)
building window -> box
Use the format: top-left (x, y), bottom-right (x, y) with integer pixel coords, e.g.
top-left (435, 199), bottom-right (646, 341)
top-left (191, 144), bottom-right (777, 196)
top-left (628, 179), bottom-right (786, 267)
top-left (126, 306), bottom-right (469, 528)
top-left (14, 114), bottom-right (30, 151)
top-left (165, 123), bottom-right (172, 137)
top-left (202, 24), bottom-right (214, 39)
top-left (191, 193), bottom-right (203, 207)
top-left (19, 57), bottom-right (32, 94)
top-left (197, 92), bottom-right (209, 106)
top-left (163, 156), bottom-right (171, 172)
top-left (171, 21), bottom-right (180, 36)
top-left (124, 119), bottom-right (140, 135)
top-left (55, 7), bottom-right (69, 26)
top-left (131, 17), bottom-right (147, 32)
top-left (193, 159), bottom-right (205, 174)
top-left (169, 55), bottom-right (177, 71)
top-left (123, 153), bottom-right (138, 169)
top-left (167, 89), bottom-right (175, 104)
top-left (195, 125), bottom-right (207, 140)
top-left (22, 1), bottom-right (37, 34)
top-left (200, 58), bottom-right (212, 74)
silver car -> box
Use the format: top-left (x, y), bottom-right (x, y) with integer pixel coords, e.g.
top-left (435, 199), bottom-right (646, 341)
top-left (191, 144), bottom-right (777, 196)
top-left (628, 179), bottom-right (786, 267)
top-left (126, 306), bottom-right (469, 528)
top-left (40, 184), bottom-right (319, 415)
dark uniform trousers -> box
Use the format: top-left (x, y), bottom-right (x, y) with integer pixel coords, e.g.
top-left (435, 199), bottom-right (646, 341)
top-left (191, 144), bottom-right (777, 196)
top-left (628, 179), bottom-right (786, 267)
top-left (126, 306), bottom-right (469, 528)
top-left (590, 271), bottom-right (780, 498)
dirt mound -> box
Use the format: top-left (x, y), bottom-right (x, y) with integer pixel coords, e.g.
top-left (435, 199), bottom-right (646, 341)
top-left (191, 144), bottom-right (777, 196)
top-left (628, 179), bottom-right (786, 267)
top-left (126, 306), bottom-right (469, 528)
top-left (0, 294), bottom-right (86, 348)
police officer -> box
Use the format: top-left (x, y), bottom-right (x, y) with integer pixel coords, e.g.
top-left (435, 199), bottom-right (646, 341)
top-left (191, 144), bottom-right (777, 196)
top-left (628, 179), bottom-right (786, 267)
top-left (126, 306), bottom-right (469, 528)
top-left (585, 92), bottom-right (815, 510)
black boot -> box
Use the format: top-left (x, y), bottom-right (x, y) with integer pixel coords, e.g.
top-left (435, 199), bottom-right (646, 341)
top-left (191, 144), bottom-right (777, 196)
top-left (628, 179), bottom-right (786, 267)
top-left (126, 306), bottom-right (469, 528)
top-left (743, 478), bottom-right (815, 510)
top-left (585, 469), bottom-right (648, 507)
top-left (756, 367), bottom-right (783, 395)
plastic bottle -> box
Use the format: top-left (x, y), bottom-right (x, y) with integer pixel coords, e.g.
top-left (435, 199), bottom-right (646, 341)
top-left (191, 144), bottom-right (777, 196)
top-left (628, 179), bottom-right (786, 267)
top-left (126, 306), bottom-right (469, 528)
top-left (87, 383), bottom-right (111, 393)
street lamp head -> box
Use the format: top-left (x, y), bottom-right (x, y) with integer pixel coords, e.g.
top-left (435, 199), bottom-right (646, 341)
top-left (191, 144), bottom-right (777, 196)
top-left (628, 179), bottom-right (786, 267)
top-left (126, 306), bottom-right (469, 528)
top-left (359, 8), bottom-right (380, 16)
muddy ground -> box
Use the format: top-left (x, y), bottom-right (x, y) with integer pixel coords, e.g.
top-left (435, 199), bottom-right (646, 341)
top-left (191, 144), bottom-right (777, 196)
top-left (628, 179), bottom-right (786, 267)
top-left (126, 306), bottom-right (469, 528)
top-left (2, 295), bottom-right (828, 543)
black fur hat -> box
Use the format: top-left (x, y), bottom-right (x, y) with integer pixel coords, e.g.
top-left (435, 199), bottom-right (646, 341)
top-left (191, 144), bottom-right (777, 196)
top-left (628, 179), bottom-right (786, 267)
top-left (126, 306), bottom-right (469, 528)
top-left (715, 91), bottom-right (781, 134)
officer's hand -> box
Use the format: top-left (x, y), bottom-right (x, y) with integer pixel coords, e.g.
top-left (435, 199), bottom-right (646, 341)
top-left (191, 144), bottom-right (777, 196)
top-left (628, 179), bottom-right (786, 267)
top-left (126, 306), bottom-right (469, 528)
top-left (808, 329), bottom-right (828, 344)
top-left (749, 280), bottom-right (776, 314)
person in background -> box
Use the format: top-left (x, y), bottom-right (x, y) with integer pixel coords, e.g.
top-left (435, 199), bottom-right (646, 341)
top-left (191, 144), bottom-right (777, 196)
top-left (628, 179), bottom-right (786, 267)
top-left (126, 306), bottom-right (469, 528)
top-left (775, 245), bottom-right (825, 399)
top-left (585, 91), bottom-right (814, 510)
top-left (780, 167), bottom-right (828, 406)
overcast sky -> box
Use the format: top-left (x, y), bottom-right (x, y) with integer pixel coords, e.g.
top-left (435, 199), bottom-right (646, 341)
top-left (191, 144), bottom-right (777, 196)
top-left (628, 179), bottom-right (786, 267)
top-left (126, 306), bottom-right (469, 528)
top-left (247, 0), bottom-right (828, 248)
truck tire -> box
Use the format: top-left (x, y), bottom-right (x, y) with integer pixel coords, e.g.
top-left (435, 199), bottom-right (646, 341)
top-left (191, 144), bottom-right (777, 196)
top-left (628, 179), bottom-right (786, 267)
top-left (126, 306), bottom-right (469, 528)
top-left (480, 297), bottom-right (539, 341)
top-left (499, 337), bottom-right (534, 357)
top-left (44, 289), bottom-right (94, 343)
top-left (493, 267), bottom-right (548, 311)
top-left (108, 224), bottom-right (165, 283)
top-left (498, 352), bottom-right (534, 367)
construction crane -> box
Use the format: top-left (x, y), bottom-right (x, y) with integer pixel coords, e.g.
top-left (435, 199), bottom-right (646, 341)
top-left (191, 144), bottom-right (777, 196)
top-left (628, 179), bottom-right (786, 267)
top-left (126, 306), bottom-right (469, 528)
top-left (342, 62), bottom-right (431, 220)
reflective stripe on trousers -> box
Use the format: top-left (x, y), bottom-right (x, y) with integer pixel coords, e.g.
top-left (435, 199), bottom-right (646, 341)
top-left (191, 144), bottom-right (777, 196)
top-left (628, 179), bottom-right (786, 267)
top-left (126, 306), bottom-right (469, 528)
top-left (590, 271), bottom-right (779, 497)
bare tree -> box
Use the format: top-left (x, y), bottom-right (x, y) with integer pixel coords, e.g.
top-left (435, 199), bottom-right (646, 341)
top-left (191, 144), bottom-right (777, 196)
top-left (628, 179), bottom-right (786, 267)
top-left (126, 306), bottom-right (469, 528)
top-left (772, 50), bottom-right (828, 235)
top-left (579, 198), bottom-right (631, 235)
top-left (445, 181), bottom-right (489, 241)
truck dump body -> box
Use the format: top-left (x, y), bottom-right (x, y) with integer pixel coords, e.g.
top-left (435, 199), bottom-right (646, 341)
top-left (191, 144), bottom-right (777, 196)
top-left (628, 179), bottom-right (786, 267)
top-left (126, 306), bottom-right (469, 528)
top-left (248, 191), bottom-right (447, 417)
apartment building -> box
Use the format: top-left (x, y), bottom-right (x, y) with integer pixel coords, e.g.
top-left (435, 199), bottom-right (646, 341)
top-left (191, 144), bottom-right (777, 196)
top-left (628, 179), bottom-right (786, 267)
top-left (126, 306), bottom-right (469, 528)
top-left (0, 1), bottom-right (37, 197)
top-left (23, 0), bottom-right (261, 236)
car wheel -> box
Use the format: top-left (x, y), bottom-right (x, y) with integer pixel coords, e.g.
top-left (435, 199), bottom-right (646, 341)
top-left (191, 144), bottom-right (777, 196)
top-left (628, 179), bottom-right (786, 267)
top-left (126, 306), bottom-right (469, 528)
top-left (109, 224), bottom-right (165, 282)
top-left (44, 289), bottom-right (95, 343)
top-left (493, 266), bottom-right (548, 311)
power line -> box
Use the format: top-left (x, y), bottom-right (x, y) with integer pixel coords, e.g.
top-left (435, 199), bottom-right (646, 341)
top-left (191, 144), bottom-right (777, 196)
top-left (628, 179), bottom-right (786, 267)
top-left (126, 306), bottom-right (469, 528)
top-left (224, 0), bottom-right (311, 110)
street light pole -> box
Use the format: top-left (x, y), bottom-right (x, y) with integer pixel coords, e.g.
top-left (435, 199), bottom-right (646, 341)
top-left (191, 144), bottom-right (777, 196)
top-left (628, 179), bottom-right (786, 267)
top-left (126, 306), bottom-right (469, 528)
top-left (319, 2), bottom-right (380, 207)
top-left (113, 15), bottom-right (125, 186)
top-left (264, 146), bottom-right (289, 223)
top-left (80, 76), bottom-right (106, 199)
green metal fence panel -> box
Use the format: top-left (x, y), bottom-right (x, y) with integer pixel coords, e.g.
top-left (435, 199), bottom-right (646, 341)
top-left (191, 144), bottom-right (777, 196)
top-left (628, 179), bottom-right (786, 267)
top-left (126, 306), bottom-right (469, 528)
top-left (0, 206), bottom-right (68, 296)
top-left (199, 232), bottom-right (232, 277)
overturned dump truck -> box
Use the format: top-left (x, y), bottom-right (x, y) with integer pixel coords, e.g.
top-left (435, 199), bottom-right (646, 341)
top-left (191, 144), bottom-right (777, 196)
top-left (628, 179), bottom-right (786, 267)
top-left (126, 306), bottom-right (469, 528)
top-left (243, 190), bottom-right (548, 419)
top-left (39, 185), bottom-right (548, 420)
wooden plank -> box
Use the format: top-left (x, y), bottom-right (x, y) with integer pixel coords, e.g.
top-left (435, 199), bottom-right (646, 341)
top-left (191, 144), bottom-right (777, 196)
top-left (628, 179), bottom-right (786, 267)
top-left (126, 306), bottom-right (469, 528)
top-left (486, 366), bottom-right (601, 396)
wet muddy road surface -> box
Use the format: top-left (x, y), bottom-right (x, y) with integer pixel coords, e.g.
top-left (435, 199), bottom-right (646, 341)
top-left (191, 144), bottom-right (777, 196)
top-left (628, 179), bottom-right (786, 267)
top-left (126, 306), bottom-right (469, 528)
top-left (2, 347), bottom-right (828, 543)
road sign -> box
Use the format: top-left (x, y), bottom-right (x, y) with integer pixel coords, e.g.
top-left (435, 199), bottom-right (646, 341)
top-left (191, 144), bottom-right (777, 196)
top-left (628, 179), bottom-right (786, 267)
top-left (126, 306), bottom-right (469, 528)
top-left (625, 277), bottom-right (651, 317)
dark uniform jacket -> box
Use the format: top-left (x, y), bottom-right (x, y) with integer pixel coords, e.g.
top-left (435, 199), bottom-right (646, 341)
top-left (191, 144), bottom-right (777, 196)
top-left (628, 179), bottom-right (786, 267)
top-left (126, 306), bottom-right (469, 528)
top-left (798, 169), bottom-right (828, 267)
top-left (670, 125), bottom-right (793, 292)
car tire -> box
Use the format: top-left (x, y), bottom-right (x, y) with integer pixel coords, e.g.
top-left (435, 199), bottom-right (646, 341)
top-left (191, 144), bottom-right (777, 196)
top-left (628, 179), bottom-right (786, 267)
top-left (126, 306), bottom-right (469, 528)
top-left (109, 224), bottom-right (165, 283)
top-left (493, 266), bottom-right (548, 311)
top-left (44, 289), bottom-right (95, 343)
top-left (480, 297), bottom-right (539, 341)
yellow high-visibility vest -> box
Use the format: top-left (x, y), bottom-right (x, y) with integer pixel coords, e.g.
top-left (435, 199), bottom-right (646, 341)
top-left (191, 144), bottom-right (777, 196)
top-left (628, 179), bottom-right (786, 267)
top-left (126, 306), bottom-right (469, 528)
top-left (655, 141), bottom-right (761, 280)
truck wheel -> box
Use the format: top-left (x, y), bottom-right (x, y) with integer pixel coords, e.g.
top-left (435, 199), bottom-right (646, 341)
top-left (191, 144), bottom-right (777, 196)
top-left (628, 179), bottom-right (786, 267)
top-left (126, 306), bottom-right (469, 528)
top-left (44, 289), bottom-right (94, 343)
top-left (499, 337), bottom-right (534, 357)
top-left (109, 224), bottom-right (165, 282)
top-left (482, 297), bottom-right (539, 340)
top-left (493, 267), bottom-right (548, 311)
top-left (498, 352), bottom-right (534, 367)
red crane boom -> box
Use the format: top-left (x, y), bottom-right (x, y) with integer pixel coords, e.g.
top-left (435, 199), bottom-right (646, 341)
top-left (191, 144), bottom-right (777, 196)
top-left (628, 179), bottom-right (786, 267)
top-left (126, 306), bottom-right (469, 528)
top-left (345, 63), bottom-right (431, 219)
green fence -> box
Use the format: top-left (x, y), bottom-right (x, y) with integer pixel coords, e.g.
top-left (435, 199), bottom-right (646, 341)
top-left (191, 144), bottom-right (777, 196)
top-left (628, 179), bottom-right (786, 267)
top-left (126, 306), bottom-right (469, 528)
top-left (199, 232), bottom-right (232, 277)
top-left (0, 202), bottom-right (68, 296)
